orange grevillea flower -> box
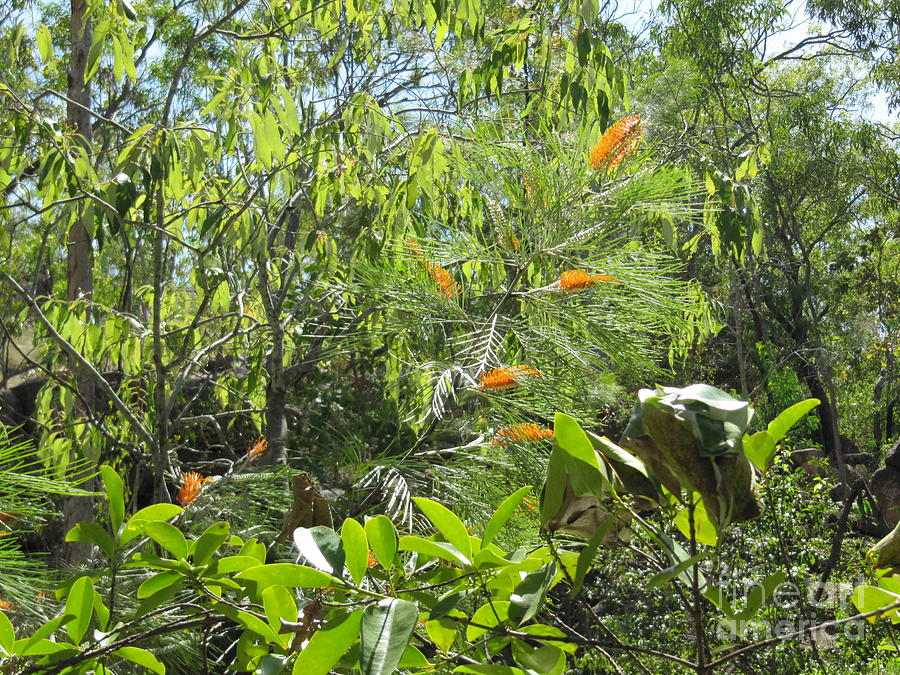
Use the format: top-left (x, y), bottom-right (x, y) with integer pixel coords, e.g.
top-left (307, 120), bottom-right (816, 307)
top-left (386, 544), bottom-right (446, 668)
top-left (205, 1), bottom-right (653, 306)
top-left (0, 599), bottom-right (12, 610)
top-left (367, 551), bottom-right (378, 568)
top-left (478, 366), bottom-right (543, 392)
top-left (589, 115), bottom-right (643, 170)
top-left (427, 263), bottom-right (460, 299)
top-left (405, 237), bottom-right (425, 259)
top-left (247, 436), bottom-right (268, 459)
top-left (491, 423), bottom-right (555, 446)
top-left (521, 496), bottom-right (539, 511)
top-left (558, 269), bottom-right (620, 292)
top-left (177, 472), bottom-right (205, 506)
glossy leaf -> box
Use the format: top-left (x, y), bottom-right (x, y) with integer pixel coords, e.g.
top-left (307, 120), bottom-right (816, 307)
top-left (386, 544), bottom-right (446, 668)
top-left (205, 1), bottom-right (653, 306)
top-left (142, 521), bottom-right (189, 560)
top-left (64, 576), bottom-right (95, 643)
top-left (398, 535), bottom-right (471, 566)
top-left (191, 521), bottom-right (230, 565)
top-left (292, 610), bottom-right (363, 675)
top-left (365, 516), bottom-right (398, 570)
top-left (412, 497), bottom-right (473, 559)
top-left (482, 486), bottom-right (531, 548)
top-left (509, 561), bottom-right (556, 625)
top-left (236, 563), bottom-right (335, 588)
top-left (100, 464), bottom-right (125, 533)
top-left (66, 521), bottom-right (116, 559)
top-left (0, 609), bottom-right (13, 656)
top-left (121, 504), bottom-right (184, 544)
top-left (341, 517), bottom-right (369, 584)
top-left (262, 585), bottom-right (298, 634)
top-left (114, 646), bottom-right (166, 674)
top-left (359, 598), bottom-right (418, 675)
top-left (293, 526), bottom-right (345, 577)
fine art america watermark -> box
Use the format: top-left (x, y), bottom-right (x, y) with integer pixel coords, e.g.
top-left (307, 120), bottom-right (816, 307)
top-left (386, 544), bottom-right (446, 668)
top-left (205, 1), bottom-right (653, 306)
top-left (713, 576), bottom-right (873, 642)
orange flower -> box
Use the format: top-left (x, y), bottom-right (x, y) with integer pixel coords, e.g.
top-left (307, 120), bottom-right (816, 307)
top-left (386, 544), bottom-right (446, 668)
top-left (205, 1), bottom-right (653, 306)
top-left (558, 269), bottom-right (620, 292)
top-left (589, 115), bottom-right (643, 170)
top-left (367, 551), bottom-right (378, 568)
top-left (427, 263), bottom-right (460, 299)
top-left (0, 599), bottom-right (12, 610)
top-left (405, 237), bottom-right (425, 259)
top-left (247, 436), bottom-right (268, 459)
top-left (177, 472), bottom-right (205, 506)
top-left (491, 423), bottom-right (555, 446)
top-left (478, 366), bottom-right (543, 392)
top-left (522, 496), bottom-right (539, 511)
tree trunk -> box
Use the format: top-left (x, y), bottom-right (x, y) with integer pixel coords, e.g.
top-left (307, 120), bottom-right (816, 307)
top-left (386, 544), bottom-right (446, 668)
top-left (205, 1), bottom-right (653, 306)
top-left (63, 0), bottom-right (96, 565)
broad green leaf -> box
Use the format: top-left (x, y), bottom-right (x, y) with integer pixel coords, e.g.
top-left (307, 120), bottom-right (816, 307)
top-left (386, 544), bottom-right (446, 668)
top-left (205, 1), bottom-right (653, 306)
top-left (482, 486), bottom-right (531, 548)
top-left (359, 598), bottom-right (418, 675)
top-left (220, 605), bottom-right (282, 645)
top-left (647, 553), bottom-right (707, 589)
top-left (191, 521), bottom-right (230, 565)
top-left (0, 609), bottom-right (13, 656)
top-left (553, 413), bottom-right (601, 471)
top-left (142, 521), bottom-right (189, 560)
top-left (66, 521), bottom-right (116, 559)
top-left (213, 555), bottom-right (264, 575)
top-left (466, 601), bottom-right (510, 641)
top-left (571, 520), bottom-right (614, 595)
top-left (341, 518), bottom-right (369, 584)
top-left (236, 563), bottom-right (335, 589)
top-left (365, 515), bottom-right (398, 570)
top-left (398, 644), bottom-right (430, 667)
top-left (121, 504), bottom-right (183, 544)
top-left (293, 526), bottom-right (345, 577)
top-left (743, 430), bottom-right (776, 473)
top-left (516, 624), bottom-right (578, 653)
top-left (674, 497), bottom-right (719, 546)
top-left (36, 24), bottom-right (53, 63)
top-left (114, 646), bottom-right (165, 674)
top-left (65, 576), bottom-right (95, 643)
top-left (292, 610), bottom-right (362, 675)
top-left (852, 585), bottom-right (900, 621)
top-left (262, 585), bottom-right (298, 635)
top-left (540, 447), bottom-right (568, 528)
top-left (398, 535), bottom-right (471, 566)
top-left (512, 641), bottom-right (565, 675)
top-left (425, 618), bottom-right (457, 653)
top-left (100, 465), bottom-right (125, 533)
top-left (453, 665), bottom-right (524, 674)
top-left (509, 562), bottom-right (556, 625)
top-left (767, 399), bottom-right (820, 443)
top-left (137, 572), bottom-right (181, 599)
top-left (412, 497), bottom-right (472, 559)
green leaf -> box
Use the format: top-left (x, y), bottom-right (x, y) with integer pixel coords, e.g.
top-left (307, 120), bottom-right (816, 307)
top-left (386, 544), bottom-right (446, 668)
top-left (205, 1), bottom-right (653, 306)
top-left (66, 521), bottom-right (116, 559)
top-left (553, 413), bottom-right (602, 471)
top-left (236, 563), bottom-right (335, 589)
top-left (571, 520), bottom-right (614, 595)
top-left (142, 521), bottom-right (189, 560)
top-left (121, 504), bottom-right (183, 544)
top-left (509, 562), bottom-right (556, 625)
top-left (100, 465), bottom-right (125, 533)
top-left (136, 572), bottom-right (182, 600)
top-left (466, 601), bottom-right (510, 641)
top-left (482, 486), bottom-right (531, 548)
top-left (36, 24), bottom-right (53, 63)
top-left (365, 516), bottom-right (398, 570)
top-left (674, 497), bottom-right (719, 546)
top-left (341, 518), bottom-right (369, 584)
top-left (262, 585), bottom-right (298, 634)
top-left (398, 535), bottom-right (471, 566)
top-left (453, 665), bottom-right (524, 674)
top-left (0, 609), bottom-right (13, 656)
top-left (292, 610), bottom-right (362, 675)
top-left (425, 618), bottom-right (457, 653)
top-left (743, 430), bottom-right (776, 473)
top-left (359, 598), bottom-right (418, 675)
top-left (412, 497), bottom-right (473, 559)
top-left (540, 447), bottom-right (568, 528)
top-left (220, 605), bottom-right (282, 645)
top-left (191, 521), bottom-right (230, 565)
top-left (852, 585), bottom-right (900, 620)
top-left (293, 526), bottom-right (345, 577)
top-left (647, 553), bottom-right (708, 589)
top-left (114, 646), bottom-right (166, 674)
top-left (65, 576), bottom-right (95, 643)
top-left (766, 399), bottom-right (820, 444)
top-left (398, 644), bottom-right (430, 667)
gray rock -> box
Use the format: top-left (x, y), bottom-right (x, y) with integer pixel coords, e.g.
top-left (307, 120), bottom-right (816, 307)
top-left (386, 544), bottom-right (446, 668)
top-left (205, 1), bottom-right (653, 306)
top-left (871, 466), bottom-right (900, 528)
top-left (885, 438), bottom-right (900, 472)
top-left (843, 453), bottom-right (876, 468)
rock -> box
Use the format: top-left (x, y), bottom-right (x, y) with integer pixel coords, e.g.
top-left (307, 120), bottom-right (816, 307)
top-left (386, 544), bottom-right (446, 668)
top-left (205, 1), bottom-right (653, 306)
top-left (885, 438), bottom-right (900, 472)
top-left (872, 466), bottom-right (900, 528)
top-left (839, 434), bottom-right (860, 455)
top-left (791, 448), bottom-right (828, 479)
top-left (843, 452), bottom-right (876, 468)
